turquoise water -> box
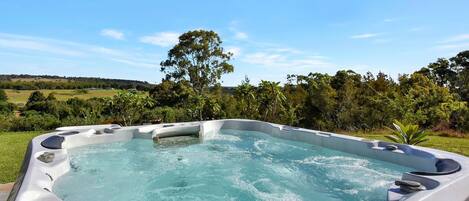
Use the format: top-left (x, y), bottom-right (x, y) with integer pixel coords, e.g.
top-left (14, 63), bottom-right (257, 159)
top-left (53, 129), bottom-right (413, 201)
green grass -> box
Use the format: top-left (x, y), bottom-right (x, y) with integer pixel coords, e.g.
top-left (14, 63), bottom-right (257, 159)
top-left (3, 89), bottom-right (120, 105)
top-left (0, 131), bottom-right (42, 183)
top-left (345, 130), bottom-right (469, 156)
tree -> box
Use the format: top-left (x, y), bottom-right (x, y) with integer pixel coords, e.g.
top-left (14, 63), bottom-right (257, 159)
top-left (397, 73), bottom-right (464, 127)
top-left (160, 30), bottom-right (234, 96)
top-left (331, 70), bottom-right (362, 130)
top-left (300, 73), bottom-right (337, 130)
top-left (450, 50), bottom-right (469, 101)
top-left (360, 72), bottom-right (399, 129)
top-left (257, 81), bottom-right (286, 123)
top-left (234, 76), bottom-right (258, 119)
top-left (106, 91), bottom-right (154, 126)
top-left (149, 80), bottom-right (194, 107)
top-left (385, 120), bottom-right (428, 145)
top-left (26, 91), bottom-right (46, 106)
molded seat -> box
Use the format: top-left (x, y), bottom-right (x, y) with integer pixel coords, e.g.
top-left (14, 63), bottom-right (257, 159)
top-left (411, 159), bottom-right (461, 176)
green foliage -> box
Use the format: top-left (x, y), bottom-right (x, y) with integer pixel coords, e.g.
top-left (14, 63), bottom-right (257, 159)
top-left (257, 81), bottom-right (286, 123)
top-left (105, 91), bottom-right (154, 126)
top-left (0, 74), bottom-right (153, 90)
top-left (0, 101), bottom-right (15, 115)
top-left (160, 30), bottom-right (234, 95)
top-left (385, 120), bottom-right (428, 145)
top-left (9, 113), bottom-right (61, 131)
top-left (0, 89), bottom-right (7, 101)
top-left (150, 80), bottom-right (193, 107)
top-left (298, 73), bottom-right (337, 130)
top-left (26, 91), bottom-right (46, 107)
top-left (234, 77), bottom-right (258, 119)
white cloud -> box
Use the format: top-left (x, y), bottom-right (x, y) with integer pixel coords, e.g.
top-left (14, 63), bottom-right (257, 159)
top-left (110, 58), bottom-right (158, 68)
top-left (434, 42), bottom-right (469, 50)
top-left (433, 34), bottom-right (469, 51)
top-left (229, 20), bottom-right (248, 40)
top-left (242, 52), bottom-right (333, 69)
top-left (226, 46), bottom-right (241, 57)
top-left (140, 32), bottom-right (180, 47)
top-left (0, 32), bottom-right (160, 69)
top-left (267, 47), bottom-right (303, 54)
top-left (0, 34), bottom-right (84, 56)
top-left (440, 34), bottom-right (469, 43)
top-left (100, 29), bottom-right (125, 40)
top-left (350, 33), bottom-right (381, 39)
top-left (383, 18), bottom-right (396, 22)
top-left (243, 52), bottom-right (285, 66)
top-left (234, 31), bottom-right (248, 40)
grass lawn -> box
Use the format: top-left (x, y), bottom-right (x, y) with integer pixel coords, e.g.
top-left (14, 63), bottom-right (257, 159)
top-left (0, 130), bottom-right (468, 184)
top-left (345, 130), bottom-right (469, 156)
top-left (3, 89), bottom-right (120, 105)
top-left (0, 131), bottom-right (42, 183)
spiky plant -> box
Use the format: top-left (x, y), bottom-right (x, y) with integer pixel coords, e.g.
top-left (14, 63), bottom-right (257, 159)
top-left (385, 120), bottom-right (428, 145)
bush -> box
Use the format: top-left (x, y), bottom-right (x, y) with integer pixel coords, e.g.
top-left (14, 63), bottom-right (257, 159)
top-left (9, 113), bottom-right (61, 131)
top-left (0, 101), bottom-right (15, 115)
top-left (141, 107), bottom-right (191, 123)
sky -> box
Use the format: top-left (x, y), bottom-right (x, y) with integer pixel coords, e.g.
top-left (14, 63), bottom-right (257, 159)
top-left (0, 0), bottom-right (469, 86)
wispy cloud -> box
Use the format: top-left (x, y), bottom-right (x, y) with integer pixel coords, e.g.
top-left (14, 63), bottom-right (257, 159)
top-left (229, 20), bottom-right (248, 40)
top-left (433, 34), bottom-right (469, 50)
top-left (440, 34), bottom-right (469, 43)
top-left (434, 42), bottom-right (469, 50)
top-left (100, 29), bottom-right (125, 40)
top-left (226, 46), bottom-right (241, 58)
top-left (140, 32), bottom-right (180, 47)
top-left (267, 47), bottom-right (303, 54)
top-left (0, 33), bottom-right (85, 56)
top-left (234, 32), bottom-right (248, 40)
top-left (0, 32), bottom-right (160, 69)
top-left (350, 33), bottom-right (382, 39)
top-left (242, 52), bottom-right (333, 69)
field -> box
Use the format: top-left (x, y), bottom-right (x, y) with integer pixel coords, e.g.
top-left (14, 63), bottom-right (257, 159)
top-left (3, 89), bottom-right (120, 105)
top-left (1, 130), bottom-right (468, 184)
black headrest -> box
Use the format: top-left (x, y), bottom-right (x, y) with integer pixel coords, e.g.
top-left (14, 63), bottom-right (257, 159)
top-left (41, 135), bottom-right (65, 149)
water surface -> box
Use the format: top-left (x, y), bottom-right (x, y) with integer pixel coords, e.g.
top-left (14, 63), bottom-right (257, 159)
top-left (54, 129), bottom-right (412, 201)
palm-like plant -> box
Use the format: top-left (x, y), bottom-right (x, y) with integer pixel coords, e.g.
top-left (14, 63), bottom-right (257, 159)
top-left (258, 81), bottom-right (286, 122)
top-left (385, 120), bottom-right (428, 145)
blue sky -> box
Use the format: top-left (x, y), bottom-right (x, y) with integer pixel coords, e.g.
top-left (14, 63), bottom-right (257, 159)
top-left (1, 0), bottom-right (468, 86)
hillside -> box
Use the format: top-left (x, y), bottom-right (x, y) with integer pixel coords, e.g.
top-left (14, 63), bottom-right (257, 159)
top-left (0, 74), bottom-right (154, 90)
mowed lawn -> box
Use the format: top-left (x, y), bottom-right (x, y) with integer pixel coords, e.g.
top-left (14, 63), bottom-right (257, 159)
top-left (346, 131), bottom-right (469, 156)
top-left (0, 131), bottom-right (42, 183)
top-left (4, 89), bottom-right (120, 105)
top-left (1, 130), bottom-right (468, 183)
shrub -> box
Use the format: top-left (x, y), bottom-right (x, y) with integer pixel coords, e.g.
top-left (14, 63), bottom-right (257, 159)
top-left (9, 113), bottom-right (61, 131)
top-left (385, 120), bottom-right (429, 145)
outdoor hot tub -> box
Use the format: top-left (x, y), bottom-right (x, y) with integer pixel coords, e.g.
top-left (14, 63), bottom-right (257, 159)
top-left (6, 119), bottom-right (469, 201)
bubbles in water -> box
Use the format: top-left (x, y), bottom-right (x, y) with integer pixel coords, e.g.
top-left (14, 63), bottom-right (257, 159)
top-left (54, 129), bottom-right (413, 201)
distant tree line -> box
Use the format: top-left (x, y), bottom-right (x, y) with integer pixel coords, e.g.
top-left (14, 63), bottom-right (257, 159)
top-left (0, 30), bottom-right (467, 134)
top-left (0, 74), bottom-right (154, 90)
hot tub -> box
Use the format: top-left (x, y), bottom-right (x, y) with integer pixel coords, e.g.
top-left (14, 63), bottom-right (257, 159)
top-left (7, 119), bottom-right (469, 201)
